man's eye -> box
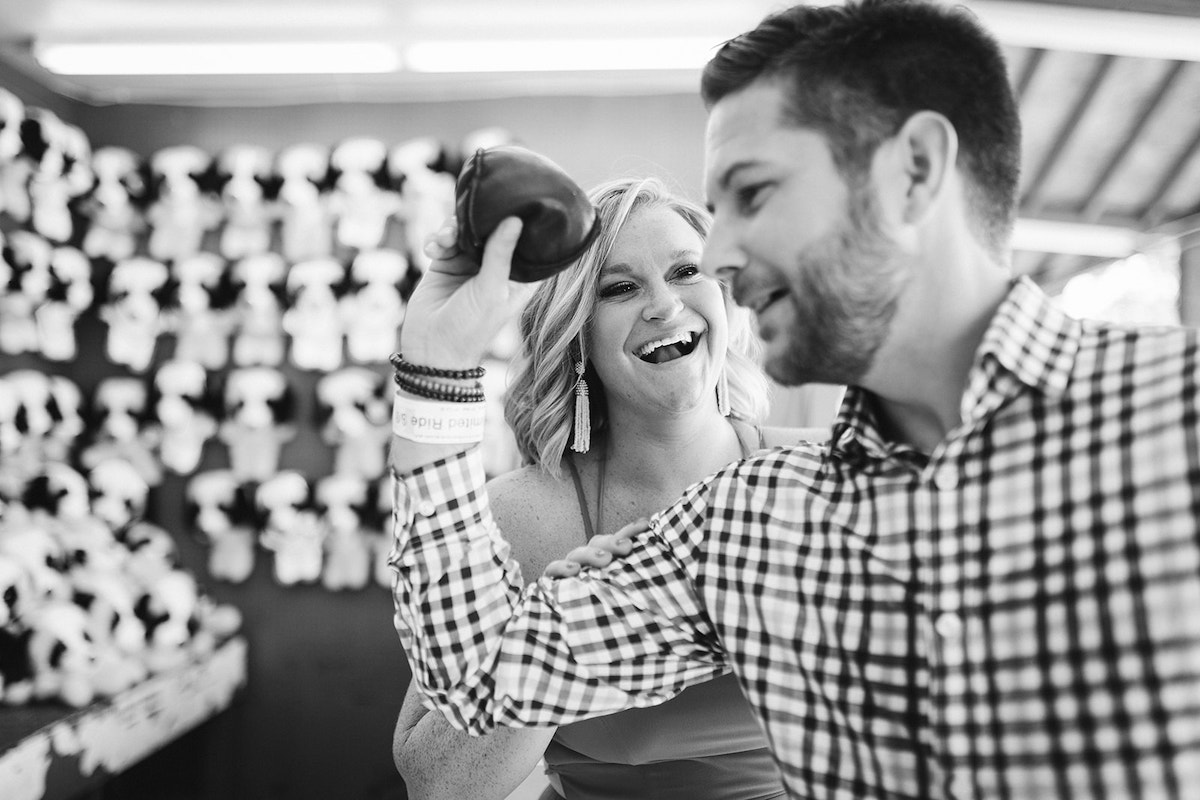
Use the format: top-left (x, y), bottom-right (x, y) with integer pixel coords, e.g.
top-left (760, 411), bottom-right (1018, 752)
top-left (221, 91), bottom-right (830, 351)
top-left (736, 183), bottom-right (766, 213)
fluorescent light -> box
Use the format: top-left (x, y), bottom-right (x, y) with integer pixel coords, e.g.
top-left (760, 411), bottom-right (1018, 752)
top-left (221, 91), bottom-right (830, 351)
top-left (969, 1), bottom-right (1200, 62)
top-left (405, 38), bottom-right (719, 73)
top-left (35, 41), bottom-right (400, 75)
top-left (1013, 218), bottom-right (1140, 258)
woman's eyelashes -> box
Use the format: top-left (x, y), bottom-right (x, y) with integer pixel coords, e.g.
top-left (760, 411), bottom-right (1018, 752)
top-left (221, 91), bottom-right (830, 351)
top-left (598, 263), bottom-right (703, 300)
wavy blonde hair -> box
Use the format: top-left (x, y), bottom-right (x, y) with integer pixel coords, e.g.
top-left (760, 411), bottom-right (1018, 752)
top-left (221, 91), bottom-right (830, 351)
top-left (504, 177), bottom-right (771, 477)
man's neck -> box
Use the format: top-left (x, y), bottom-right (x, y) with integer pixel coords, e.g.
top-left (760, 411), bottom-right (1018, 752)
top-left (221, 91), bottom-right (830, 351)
top-left (862, 266), bottom-right (1012, 454)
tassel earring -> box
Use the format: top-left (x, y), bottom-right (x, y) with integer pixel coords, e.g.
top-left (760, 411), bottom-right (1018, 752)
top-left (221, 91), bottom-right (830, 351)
top-left (571, 360), bottom-right (591, 453)
top-left (716, 368), bottom-right (731, 417)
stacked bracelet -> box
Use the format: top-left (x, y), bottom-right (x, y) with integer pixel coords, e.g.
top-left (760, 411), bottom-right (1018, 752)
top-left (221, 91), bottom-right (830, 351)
top-left (393, 371), bottom-right (485, 403)
top-left (389, 353), bottom-right (485, 381)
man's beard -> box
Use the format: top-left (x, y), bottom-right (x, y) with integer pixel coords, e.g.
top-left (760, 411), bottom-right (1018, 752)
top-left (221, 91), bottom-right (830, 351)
top-left (767, 183), bottom-right (907, 388)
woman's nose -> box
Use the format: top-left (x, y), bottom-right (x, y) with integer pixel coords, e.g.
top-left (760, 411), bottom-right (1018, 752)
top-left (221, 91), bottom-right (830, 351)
top-left (642, 283), bottom-right (684, 321)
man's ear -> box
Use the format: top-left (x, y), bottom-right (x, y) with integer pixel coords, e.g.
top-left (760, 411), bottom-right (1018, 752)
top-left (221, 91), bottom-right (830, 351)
top-left (889, 110), bottom-right (958, 226)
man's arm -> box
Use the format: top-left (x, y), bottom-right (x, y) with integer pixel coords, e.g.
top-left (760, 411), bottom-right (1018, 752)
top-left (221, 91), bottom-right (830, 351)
top-left (394, 681), bottom-right (554, 800)
top-left (389, 447), bottom-right (727, 735)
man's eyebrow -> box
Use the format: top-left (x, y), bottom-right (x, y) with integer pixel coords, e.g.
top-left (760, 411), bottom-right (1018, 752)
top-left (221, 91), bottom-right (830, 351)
top-left (705, 160), bottom-right (754, 212)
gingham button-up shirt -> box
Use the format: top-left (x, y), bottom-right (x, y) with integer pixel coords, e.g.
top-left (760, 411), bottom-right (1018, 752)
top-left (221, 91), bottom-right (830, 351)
top-left (391, 278), bottom-right (1200, 800)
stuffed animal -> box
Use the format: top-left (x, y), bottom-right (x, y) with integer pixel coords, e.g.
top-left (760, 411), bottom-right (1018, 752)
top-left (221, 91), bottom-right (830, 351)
top-left (167, 252), bottom-right (237, 370)
top-left (120, 521), bottom-right (179, 591)
top-left (80, 146), bottom-right (147, 262)
top-left (0, 230), bottom-right (53, 356)
top-left (0, 375), bottom-right (22, 500)
top-left (100, 256), bottom-right (170, 373)
top-left (58, 122), bottom-right (94, 241)
top-left (185, 469), bottom-right (256, 584)
top-left (0, 505), bottom-right (71, 607)
top-left (282, 257), bottom-right (346, 371)
top-left (327, 137), bottom-right (400, 252)
top-left (215, 144), bottom-right (275, 260)
top-left (44, 375), bottom-right (85, 466)
top-left (22, 108), bottom-right (75, 242)
top-left (218, 367), bottom-right (296, 481)
top-left (81, 376), bottom-right (162, 487)
top-left (387, 137), bottom-right (457, 272)
top-left (3, 369), bottom-right (56, 473)
top-left (70, 569), bottom-right (147, 698)
top-left (0, 89), bottom-right (26, 222)
top-left (22, 599), bottom-right (97, 707)
top-left (274, 142), bottom-right (333, 262)
top-left (255, 471), bottom-right (325, 586)
top-left (145, 359), bottom-right (218, 475)
top-left (85, 457), bottom-right (150, 537)
top-left (145, 145), bottom-right (221, 262)
top-left (314, 367), bottom-right (391, 479)
top-left (36, 245), bottom-right (93, 361)
top-left (314, 473), bottom-right (373, 591)
top-left (134, 568), bottom-right (200, 674)
top-left (230, 252), bottom-right (287, 367)
top-left (341, 248), bottom-right (407, 364)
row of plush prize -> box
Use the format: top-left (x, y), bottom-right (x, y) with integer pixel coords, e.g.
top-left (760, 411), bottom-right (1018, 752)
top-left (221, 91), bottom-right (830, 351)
top-left (0, 87), bottom-right (512, 265)
top-left (0, 459), bottom-right (243, 708)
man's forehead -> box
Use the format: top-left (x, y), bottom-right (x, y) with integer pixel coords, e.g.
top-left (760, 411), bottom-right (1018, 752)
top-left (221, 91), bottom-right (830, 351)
top-left (702, 84), bottom-right (787, 193)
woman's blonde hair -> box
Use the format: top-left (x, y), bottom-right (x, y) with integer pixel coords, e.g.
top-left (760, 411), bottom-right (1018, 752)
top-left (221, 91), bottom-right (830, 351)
top-left (504, 176), bottom-right (771, 476)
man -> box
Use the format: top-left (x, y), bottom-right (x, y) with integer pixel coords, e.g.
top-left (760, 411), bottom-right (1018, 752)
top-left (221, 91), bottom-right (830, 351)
top-left (388, 1), bottom-right (1200, 798)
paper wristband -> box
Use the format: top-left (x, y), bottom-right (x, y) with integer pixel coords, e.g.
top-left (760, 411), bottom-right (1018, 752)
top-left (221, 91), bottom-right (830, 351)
top-left (392, 391), bottom-right (487, 444)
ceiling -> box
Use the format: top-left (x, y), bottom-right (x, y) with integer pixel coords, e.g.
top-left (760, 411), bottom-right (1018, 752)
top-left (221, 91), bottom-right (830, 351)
top-left (0, 0), bottom-right (1197, 288)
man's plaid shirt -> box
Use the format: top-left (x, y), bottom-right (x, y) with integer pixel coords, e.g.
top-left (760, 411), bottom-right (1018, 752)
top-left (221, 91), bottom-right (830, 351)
top-left (390, 278), bottom-right (1200, 799)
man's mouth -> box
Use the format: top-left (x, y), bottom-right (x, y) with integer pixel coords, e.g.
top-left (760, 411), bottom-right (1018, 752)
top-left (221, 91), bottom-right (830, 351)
top-left (635, 331), bottom-right (701, 364)
top-left (748, 289), bottom-right (788, 316)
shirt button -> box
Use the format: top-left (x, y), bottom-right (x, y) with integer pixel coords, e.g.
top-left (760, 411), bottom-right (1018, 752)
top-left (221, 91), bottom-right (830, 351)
top-left (934, 468), bottom-right (959, 490)
top-left (935, 612), bottom-right (963, 637)
top-left (416, 500), bottom-right (437, 517)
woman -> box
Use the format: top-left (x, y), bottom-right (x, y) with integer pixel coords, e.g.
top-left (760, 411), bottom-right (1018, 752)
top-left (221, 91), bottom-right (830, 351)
top-left (393, 177), bottom-right (823, 800)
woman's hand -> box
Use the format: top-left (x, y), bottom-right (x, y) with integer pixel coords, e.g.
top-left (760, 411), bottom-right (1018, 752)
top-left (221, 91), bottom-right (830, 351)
top-left (399, 215), bottom-right (536, 369)
top-left (542, 518), bottom-right (649, 578)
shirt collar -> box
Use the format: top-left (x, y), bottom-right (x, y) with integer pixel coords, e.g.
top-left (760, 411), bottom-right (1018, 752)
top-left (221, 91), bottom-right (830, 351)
top-left (829, 276), bottom-right (1082, 461)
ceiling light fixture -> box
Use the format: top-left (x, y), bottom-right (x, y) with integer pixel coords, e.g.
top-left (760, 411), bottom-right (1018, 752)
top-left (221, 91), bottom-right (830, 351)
top-left (1012, 218), bottom-right (1141, 258)
top-left (34, 41), bottom-right (400, 76)
top-left (405, 37), bottom-right (719, 73)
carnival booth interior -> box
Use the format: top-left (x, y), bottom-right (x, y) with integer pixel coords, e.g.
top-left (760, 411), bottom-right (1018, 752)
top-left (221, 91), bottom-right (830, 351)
top-left (0, 81), bottom-right (530, 800)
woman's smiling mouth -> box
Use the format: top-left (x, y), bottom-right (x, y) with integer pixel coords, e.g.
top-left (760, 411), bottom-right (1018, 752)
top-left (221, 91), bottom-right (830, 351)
top-left (635, 331), bottom-right (701, 364)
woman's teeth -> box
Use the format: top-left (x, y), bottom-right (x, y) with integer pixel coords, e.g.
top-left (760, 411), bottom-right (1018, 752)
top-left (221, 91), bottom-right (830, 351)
top-left (636, 332), bottom-right (700, 364)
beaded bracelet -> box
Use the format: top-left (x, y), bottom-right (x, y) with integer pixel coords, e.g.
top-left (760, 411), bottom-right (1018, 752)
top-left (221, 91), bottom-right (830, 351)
top-left (394, 371), bottom-right (485, 403)
top-left (390, 352), bottom-right (486, 381)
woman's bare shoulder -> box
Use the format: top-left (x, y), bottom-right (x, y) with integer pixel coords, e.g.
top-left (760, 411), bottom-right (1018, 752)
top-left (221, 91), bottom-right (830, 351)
top-left (486, 464), bottom-right (585, 579)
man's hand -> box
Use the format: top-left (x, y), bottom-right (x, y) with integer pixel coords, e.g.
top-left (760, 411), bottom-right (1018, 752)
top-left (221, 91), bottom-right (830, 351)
top-left (399, 215), bottom-right (536, 369)
top-left (542, 518), bottom-right (648, 578)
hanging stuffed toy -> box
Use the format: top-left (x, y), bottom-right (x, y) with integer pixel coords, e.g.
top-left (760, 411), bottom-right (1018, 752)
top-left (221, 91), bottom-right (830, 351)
top-left (81, 376), bottom-right (163, 487)
top-left (274, 142), bottom-right (333, 262)
top-left (3, 369), bottom-right (56, 484)
top-left (120, 520), bottom-right (179, 592)
top-left (327, 137), bottom-right (400, 253)
top-left (185, 469), bottom-right (256, 584)
top-left (36, 245), bottom-right (93, 362)
top-left (166, 252), bottom-right (237, 370)
top-left (60, 122), bottom-right (94, 240)
top-left (145, 145), bottom-right (222, 262)
top-left (100, 256), bottom-right (170, 373)
top-left (314, 367), bottom-right (391, 479)
top-left (281, 256), bottom-right (346, 371)
top-left (255, 471), bottom-right (325, 586)
top-left (0, 88), bottom-right (26, 223)
top-left (314, 473), bottom-right (373, 591)
top-left (44, 374), bottom-right (85, 466)
top-left (145, 359), bottom-right (218, 475)
top-left (70, 569), bottom-right (148, 698)
top-left (215, 144), bottom-right (275, 260)
top-left (23, 110), bottom-right (85, 245)
top-left (0, 230), bottom-right (52, 356)
top-left (342, 248), bottom-right (407, 364)
top-left (230, 252), bottom-right (287, 367)
top-left (218, 366), bottom-right (296, 482)
top-left (22, 600), bottom-right (97, 707)
top-left (80, 146), bottom-right (148, 263)
top-left (86, 457), bottom-right (151, 537)
top-left (387, 136), bottom-right (457, 273)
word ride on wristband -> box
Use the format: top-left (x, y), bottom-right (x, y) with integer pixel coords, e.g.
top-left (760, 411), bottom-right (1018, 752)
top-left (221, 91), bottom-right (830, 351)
top-left (392, 392), bottom-right (487, 444)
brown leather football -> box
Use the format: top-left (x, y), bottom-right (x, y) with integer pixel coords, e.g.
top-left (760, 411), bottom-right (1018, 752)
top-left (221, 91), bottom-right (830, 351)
top-left (455, 146), bottom-right (600, 282)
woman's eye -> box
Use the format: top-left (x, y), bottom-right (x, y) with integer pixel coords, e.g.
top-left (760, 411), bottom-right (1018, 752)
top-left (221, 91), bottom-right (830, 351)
top-left (672, 263), bottom-right (701, 281)
top-left (598, 281), bottom-right (636, 299)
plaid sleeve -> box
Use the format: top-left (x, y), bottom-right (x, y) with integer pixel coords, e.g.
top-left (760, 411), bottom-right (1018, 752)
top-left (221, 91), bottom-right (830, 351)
top-left (388, 449), bottom-right (727, 735)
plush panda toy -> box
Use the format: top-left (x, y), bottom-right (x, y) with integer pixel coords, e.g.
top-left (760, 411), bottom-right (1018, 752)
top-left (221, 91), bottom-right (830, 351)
top-left (230, 252), bottom-right (287, 367)
top-left (314, 473), bottom-right (373, 591)
top-left (274, 142), bottom-right (333, 262)
top-left (145, 145), bottom-right (221, 262)
top-left (341, 248), bottom-right (408, 364)
top-left (100, 256), bottom-right (170, 373)
top-left (255, 471), bottom-right (325, 586)
top-left (37, 245), bottom-right (93, 362)
top-left (146, 359), bottom-right (219, 475)
top-left (282, 257), bottom-right (346, 371)
top-left (185, 469), bottom-right (256, 584)
top-left (218, 367), bottom-right (296, 481)
top-left (314, 367), bottom-right (391, 479)
top-left (215, 144), bottom-right (275, 260)
top-left (80, 146), bottom-right (148, 263)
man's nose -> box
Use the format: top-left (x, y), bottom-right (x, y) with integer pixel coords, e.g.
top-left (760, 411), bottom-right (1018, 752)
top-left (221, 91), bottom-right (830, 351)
top-left (699, 221), bottom-right (742, 285)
